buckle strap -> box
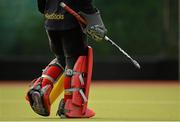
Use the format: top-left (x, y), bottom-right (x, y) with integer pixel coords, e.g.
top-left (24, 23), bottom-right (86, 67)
top-left (65, 69), bottom-right (74, 76)
top-left (41, 74), bottom-right (55, 83)
top-left (79, 74), bottom-right (85, 86)
top-left (79, 89), bottom-right (88, 102)
top-left (65, 88), bottom-right (80, 92)
top-left (65, 69), bottom-right (86, 77)
top-left (65, 88), bottom-right (88, 103)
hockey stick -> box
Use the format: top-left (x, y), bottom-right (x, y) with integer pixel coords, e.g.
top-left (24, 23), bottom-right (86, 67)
top-left (60, 2), bottom-right (140, 69)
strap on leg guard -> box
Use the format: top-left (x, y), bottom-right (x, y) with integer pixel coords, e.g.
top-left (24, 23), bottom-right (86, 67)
top-left (63, 46), bottom-right (95, 118)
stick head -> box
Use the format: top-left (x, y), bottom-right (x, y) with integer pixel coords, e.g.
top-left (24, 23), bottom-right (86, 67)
top-left (132, 60), bottom-right (141, 69)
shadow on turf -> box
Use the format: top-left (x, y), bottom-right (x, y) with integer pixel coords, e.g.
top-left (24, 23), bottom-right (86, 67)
top-left (29, 117), bottom-right (135, 121)
top-left (29, 117), bottom-right (180, 121)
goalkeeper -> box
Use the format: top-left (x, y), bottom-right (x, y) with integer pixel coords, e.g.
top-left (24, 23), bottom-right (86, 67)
top-left (26, 0), bottom-right (107, 118)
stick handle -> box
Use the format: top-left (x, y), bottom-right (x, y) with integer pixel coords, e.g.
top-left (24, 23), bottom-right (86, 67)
top-left (60, 2), bottom-right (87, 25)
top-left (60, 2), bottom-right (141, 69)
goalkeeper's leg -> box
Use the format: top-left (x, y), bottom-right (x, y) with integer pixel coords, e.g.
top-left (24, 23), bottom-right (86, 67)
top-left (26, 58), bottom-right (64, 116)
top-left (57, 46), bottom-right (95, 118)
top-left (26, 29), bottom-right (70, 116)
top-left (55, 27), bottom-right (95, 118)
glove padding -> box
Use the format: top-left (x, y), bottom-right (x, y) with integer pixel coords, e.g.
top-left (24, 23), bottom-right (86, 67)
top-left (79, 10), bottom-right (107, 41)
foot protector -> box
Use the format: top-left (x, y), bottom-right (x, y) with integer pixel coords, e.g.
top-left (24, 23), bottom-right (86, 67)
top-left (64, 99), bottom-right (95, 118)
top-left (26, 83), bottom-right (52, 116)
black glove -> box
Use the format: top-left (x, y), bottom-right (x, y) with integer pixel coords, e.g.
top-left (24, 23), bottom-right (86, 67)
top-left (79, 10), bottom-right (107, 41)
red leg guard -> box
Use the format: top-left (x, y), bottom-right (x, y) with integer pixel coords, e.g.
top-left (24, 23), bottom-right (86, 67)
top-left (42, 84), bottom-right (53, 114)
top-left (64, 46), bottom-right (95, 118)
top-left (64, 76), bottom-right (72, 101)
top-left (72, 56), bottom-right (87, 106)
top-left (42, 64), bottom-right (63, 87)
top-left (26, 58), bottom-right (64, 116)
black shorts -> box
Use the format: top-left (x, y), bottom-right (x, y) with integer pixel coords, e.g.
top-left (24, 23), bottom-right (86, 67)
top-left (47, 26), bottom-right (88, 69)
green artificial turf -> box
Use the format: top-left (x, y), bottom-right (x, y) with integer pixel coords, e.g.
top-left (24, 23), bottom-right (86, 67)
top-left (0, 82), bottom-right (179, 121)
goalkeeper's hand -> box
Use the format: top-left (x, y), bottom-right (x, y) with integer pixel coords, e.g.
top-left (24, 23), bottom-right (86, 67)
top-left (79, 10), bottom-right (107, 41)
